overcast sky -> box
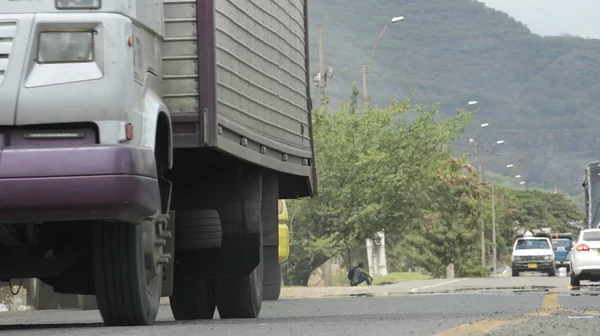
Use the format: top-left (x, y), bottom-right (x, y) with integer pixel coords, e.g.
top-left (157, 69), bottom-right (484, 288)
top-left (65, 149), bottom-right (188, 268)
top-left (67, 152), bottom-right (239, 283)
top-left (480, 0), bottom-right (599, 39)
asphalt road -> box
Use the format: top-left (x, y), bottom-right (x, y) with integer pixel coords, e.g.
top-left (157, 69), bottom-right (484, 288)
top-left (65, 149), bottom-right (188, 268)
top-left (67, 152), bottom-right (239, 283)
top-left (2, 274), bottom-right (600, 336)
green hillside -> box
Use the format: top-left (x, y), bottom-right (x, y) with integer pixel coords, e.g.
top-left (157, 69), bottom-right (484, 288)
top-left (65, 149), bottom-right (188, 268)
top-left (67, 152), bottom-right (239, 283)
top-left (307, 0), bottom-right (600, 196)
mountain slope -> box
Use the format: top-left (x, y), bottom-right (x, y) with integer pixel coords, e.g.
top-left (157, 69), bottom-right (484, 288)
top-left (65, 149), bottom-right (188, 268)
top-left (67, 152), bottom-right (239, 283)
top-left (307, 0), bottom-right (600, 195)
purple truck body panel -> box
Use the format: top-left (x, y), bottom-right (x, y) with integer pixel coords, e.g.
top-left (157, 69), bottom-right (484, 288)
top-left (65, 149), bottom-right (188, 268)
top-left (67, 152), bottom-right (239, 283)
top-left (0, 145), bottom-right (160, 224)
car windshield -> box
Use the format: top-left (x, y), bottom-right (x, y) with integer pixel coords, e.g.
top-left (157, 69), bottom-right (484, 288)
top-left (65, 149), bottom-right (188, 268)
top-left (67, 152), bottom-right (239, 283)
top-left (583, 231), bottom-right (600, 241)
top-left (552, 239), bottom-right (571, 248)
top-left (515, 238), bottom-right (550, 250)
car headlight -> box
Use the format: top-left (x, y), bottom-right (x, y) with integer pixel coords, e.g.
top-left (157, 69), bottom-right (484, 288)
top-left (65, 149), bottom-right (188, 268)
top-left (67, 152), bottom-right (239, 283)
top-left (544, 255), bottom-right (553, 260)
top-left (512, 256), bottom-right (521, 261)
top-left (37, 31), bottom-right (94, 63)
top-left (56, 0), bottom-right (101, 9)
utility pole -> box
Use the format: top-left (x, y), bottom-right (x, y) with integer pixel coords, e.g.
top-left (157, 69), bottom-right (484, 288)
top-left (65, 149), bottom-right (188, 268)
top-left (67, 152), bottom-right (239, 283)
top-left (361, 64), bottom-right (369, 101)
top-left (474, 140), bottom-right (486, 268)
top-left (318, 24), bottom-right (326, 106)
top-left (492, 185), bottom-right (497, 273)
top-left (361, 16), bottom-right (404, 102)
top-left (469, 118), bottom-right (504, 270)
top-left (313, 24), bottom-right (333, 108)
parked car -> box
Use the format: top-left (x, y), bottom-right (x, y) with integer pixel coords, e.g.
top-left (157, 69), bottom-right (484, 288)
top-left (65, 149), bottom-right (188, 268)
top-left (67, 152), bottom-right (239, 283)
top-left (569, 229), bottom-right (600, 286)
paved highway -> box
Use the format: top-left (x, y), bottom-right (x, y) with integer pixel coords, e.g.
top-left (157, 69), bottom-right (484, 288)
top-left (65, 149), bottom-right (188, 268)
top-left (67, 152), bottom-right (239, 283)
top-left (2, 274), bottom-right (600, 335)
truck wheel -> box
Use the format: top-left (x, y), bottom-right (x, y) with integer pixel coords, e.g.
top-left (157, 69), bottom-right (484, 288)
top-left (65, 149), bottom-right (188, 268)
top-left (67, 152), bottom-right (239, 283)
top-left (511, 268), bottom-right (519, 277)
top-left (214, 260), bottom-right (263, 318)
top-left (93, 219), bottom-right (167, 326)
top-left (548, 268), bottom-right (556, 277)
top-left (58, 294), bottom-right (80, 309)
top-left (570, 272), bottom-right (580, 287)
top-left (170, 274), bottom-right (216, 320)
top-left (263, 270), bottom-right (281, 301)
top-left (263, 246), bottom-right (281, 301)
top-left (175, 210), bottom-right (222, 250)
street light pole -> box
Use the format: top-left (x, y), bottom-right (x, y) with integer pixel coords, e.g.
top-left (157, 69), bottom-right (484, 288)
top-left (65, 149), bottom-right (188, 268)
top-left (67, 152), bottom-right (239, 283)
top-left (492, 185), bottom-right (497, 273)
top-left (361, 16), bottom-right (404, 101)
top-left (318, 24), bottom-right (326, 106)
top-left (469, 118), bottom-right (505, 270)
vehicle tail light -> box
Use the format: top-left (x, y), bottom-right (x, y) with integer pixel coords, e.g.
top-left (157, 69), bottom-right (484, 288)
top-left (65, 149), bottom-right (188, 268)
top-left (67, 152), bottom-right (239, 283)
top-left (576, 244), bottom-right (590, 251)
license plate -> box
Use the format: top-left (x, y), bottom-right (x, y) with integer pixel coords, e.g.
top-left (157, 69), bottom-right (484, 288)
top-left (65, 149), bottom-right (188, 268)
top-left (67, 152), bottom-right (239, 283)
top-left (528, 263), bottom-right (538, 269)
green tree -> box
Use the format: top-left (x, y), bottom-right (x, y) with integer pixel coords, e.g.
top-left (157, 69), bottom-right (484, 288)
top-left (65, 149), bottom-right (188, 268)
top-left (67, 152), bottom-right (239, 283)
top-left (283, 91), bottom-right (474, 284)
top-left (416, 158), bottom-right (488, 277)
top-left (507, 189), bottom-right (584, 232)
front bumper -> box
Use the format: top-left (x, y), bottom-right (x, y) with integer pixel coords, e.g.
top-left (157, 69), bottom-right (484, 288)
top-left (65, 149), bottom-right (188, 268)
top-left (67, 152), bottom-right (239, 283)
top-left (0, 145), bottom-right (160, 224)
top-left (512, 261), bottom-right (555, 271)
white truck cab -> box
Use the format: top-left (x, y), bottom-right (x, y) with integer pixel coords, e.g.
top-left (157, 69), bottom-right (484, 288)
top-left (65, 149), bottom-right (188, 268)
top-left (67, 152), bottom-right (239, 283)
top-left (511, 235), bottom-right (556, 277)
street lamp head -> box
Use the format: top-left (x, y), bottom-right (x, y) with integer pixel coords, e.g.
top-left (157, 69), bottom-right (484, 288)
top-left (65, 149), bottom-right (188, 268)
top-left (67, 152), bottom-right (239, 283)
top-left (467, 101), bottom-right (478, 106)
top-left (515, 175), bottom-right (521, 179)
top-left (496, 140), bottom-right (505, 144)
top-left (391, 16), bottom-right (405, 23)
top-left (519, 181), bottom-right (526, 185)
top-left (506, 164), bottom-right (514, 168)
top-left (469, 138), bottom-right (474, 143)
top-left (480, 123), bottom-right (489, 128)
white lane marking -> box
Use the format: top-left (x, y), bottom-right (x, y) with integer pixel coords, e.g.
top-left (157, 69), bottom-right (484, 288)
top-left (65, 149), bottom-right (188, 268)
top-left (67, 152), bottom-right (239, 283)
top-left (408, 279), bottom-right (464, 293)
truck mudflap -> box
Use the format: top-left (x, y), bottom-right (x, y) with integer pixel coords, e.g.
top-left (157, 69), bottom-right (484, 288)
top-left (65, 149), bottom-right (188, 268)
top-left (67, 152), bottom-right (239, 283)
top-left (0, 145), bottom-right (161, 224)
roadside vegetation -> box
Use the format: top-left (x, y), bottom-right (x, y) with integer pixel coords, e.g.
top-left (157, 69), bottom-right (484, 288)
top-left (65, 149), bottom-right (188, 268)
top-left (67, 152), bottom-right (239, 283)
top-left (283, 89), bottom-right (583, 286)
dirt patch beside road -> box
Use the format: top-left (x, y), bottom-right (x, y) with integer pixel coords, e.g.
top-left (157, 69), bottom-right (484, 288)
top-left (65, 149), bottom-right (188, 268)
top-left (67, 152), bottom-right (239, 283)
top-left (279, 286), bottom-right (368, 299)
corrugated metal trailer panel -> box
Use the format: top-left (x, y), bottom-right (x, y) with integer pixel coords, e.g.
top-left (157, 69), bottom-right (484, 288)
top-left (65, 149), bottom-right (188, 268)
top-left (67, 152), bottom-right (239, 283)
top-left (163, 0), bottom-right (315, 186)
top-left (585, 162), bottom-right (600, 229)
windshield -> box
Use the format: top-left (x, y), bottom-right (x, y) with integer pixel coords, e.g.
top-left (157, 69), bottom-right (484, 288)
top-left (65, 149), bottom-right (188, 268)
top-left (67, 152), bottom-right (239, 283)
top-left (552, 239), bottom-right (571, 248)
top-left (515, 238), bottom-right (550, 250)
top-left (583, 231), bottom-right (600, 241)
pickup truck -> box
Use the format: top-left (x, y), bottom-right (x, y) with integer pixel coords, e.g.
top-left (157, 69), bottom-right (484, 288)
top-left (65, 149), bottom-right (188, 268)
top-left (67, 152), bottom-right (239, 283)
top-left (512, 232), bottom-right (556, 277)
top-left (0, 0), bottom-right (315, 326)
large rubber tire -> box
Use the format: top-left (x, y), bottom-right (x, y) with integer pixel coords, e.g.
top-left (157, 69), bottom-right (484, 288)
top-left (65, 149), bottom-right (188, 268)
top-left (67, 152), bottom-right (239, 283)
top-left (263, 270), bottom-right (281, 301)
top-left (93, 222), bottom-right (163, 326)
top-left (570, 272), bottom-right (580, 287)
top-left (58, 294), bottom-right (80, 309)
top-left (512, 268), bottom-right (519, 277)
top-left (548, 268), bottom-right (556, 277)
top-left (170, 274), bottom-right (216, 320)
top-left (175, 210), bottom-right (222, 250)
top-left (214, 261), bottom-right (263, 318)
top-left (263, 246), bottom-right (282, 301)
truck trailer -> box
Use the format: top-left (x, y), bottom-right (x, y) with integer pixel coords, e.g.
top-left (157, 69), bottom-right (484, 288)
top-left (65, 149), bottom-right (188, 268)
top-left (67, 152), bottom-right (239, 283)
top-left (0, 0), bottom-right (316, 326)
top-left (584, 162), bottom-right (600, 228)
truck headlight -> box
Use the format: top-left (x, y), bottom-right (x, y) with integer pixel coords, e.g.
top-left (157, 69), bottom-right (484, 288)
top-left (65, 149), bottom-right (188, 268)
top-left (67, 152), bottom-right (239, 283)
top-left (544, 255), bottom-right (552, 260)
top-left (56, 0), bottom-right (101, 9)
top-left (37, 31), bottom-right (94, 63)
top-left (512, 256), bottom-right (521, 261)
